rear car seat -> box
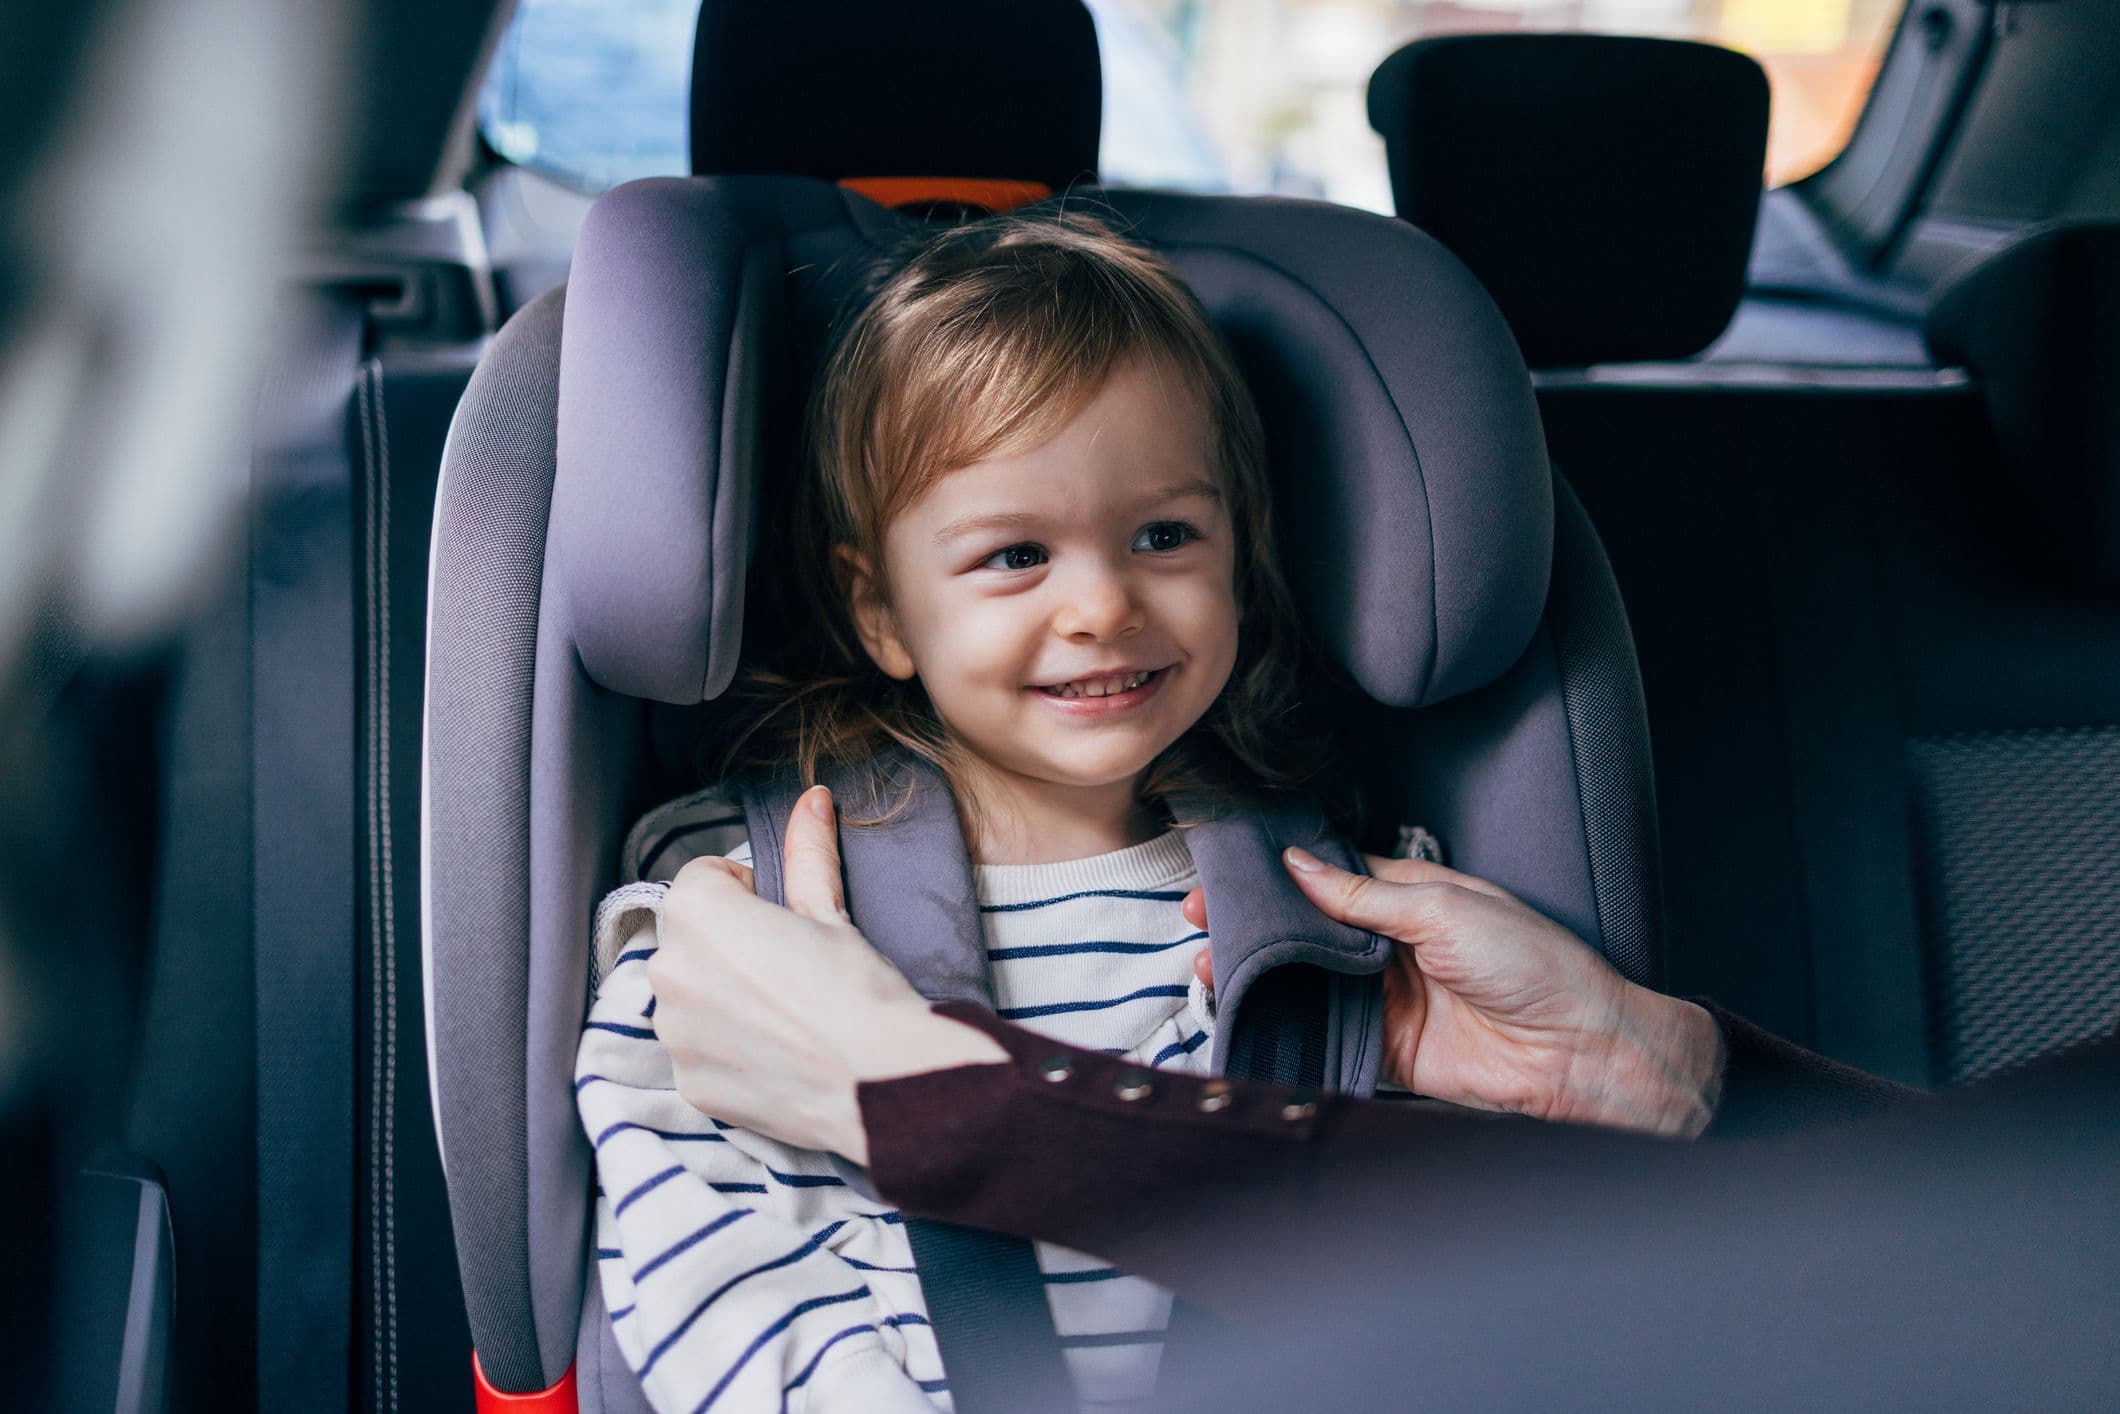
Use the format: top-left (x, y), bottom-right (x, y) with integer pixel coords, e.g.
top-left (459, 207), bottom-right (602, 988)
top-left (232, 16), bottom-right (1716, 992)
top-left (419, 2), bottom-right (1669, 1408)
top-left (1910, 222), bottom-right (2120, 1082)
top-left (1369, 36), bottom-right (2120, 1084)
top-left (119, 250), bottom-right (484, 1412)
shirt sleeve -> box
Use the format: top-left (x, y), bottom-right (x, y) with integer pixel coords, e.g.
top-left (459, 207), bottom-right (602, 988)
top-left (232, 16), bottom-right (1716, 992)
top-left (857, 1000), bottom-right (1924, 1318)
top-left (579, 888), bottom-right (942, 1413)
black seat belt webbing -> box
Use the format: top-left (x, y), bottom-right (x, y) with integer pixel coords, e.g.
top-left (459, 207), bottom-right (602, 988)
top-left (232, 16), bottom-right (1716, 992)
top-left (252, 292), bottom-right (365, 1414)
top-left (905, 1217), bottom-right (1075, 1414)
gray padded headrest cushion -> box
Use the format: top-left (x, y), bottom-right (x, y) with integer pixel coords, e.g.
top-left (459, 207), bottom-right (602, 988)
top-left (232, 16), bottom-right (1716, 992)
top-left (553, 177), bottom-right (1552, 710)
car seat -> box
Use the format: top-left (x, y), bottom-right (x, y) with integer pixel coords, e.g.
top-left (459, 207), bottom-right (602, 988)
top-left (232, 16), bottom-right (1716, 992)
top-left (420, 2), bottom-right (1666, 1408)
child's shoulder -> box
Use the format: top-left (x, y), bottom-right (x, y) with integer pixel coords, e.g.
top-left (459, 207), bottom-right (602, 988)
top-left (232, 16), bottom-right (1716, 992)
top-left (622, 783), bottom-right (751, 883)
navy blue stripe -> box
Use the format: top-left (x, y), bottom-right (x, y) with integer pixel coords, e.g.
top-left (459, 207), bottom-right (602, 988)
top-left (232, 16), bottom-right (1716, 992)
top-left (711, 1182), bottom-right (767, 1195)
top-left (998, 984), bottom-right (1188, 1021)
top-left (586, 1020), bottom-right (657, 1039)
top-left (980, 887), bottom-right (1187, 914)
top-left (782, 1323), bottom-right (878, 1395)
top-left (609, 1304), bottom-right (635, 1321)
top-left (611, 947), bottom-right (657, 969)
top-left (764, 1167), bottom-right (846, 1188)
top-left (641, 995), bottom-right (657, 1020)
top-left (593, 1120), bottom-right (729, 1148)
top-left (987, 930), bottom-right (1206, 961)
top-left (1150, 1029), bottom-right (1211, 1067)
top-left (636, 1209), bottom-right (752, 1281)
top-left (580, 1073), bottom-right (677, 1093)
top-left (1059, 1329), bottom-right (1167, 1349)
top-left (881, 1312), bottom-right (932, 1329)
top-left (853, 1211), bottom-right (906, 1225)
top-left (1043, 1267), bottom-right (1124, 1284)
top-left (641, 1226), bottom-right (855, 1379)
top-left (640, 814), bottom-right (745, 878)
top-left (918, 1378), bottom-right (950, 1393)
top-left (844, 1256), bottom-right (918, 1273)
top-left (691, 1288), bottom-right (871, 1410)
top-left (612, 1164), bottom-right (686, 1217)
top-left (596, 1247), bottom-right (623, 1259)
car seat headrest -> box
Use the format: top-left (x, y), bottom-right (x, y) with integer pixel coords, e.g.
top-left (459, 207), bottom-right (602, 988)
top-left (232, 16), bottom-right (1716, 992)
top-left (551, 178), bottom-right (1553, 713)
top-left (1924, 222), bottom-right (2120, 592)
top-left (1367, 34), bottom-right (1768, 368)
top-left (690, 0), bottom-right (1101, 199)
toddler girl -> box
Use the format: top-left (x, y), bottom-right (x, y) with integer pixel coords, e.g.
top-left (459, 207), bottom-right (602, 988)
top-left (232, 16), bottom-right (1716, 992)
top-left (578, 213), bottom-right (1341, 1412)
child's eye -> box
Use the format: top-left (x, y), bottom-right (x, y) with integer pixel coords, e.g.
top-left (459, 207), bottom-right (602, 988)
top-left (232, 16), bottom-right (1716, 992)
top-left (1133, 521), bottom-right (1197, 554)
top-left (980, 543), bottom-right (1047, 572)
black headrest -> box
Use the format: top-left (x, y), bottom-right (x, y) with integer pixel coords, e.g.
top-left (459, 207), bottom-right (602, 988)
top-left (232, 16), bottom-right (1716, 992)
top-left (690, 0), bottom-right (1101, 191)
top-left (1367, 33), bottom-right (1768, 368)
top-left (1925, 223), bottom-right (2120, 592)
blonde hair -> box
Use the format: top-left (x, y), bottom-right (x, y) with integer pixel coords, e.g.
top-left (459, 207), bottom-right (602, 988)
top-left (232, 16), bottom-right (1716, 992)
top-left (720, 212), bottom-right (1321, 824)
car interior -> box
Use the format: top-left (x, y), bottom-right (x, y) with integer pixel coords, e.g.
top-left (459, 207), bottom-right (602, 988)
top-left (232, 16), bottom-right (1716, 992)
top-left (14, 0), bottom-right (2120, 1410)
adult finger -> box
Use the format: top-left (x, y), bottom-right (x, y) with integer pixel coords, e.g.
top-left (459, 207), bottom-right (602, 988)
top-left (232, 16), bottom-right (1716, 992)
top-left (670, 852), bottom-right (761, 907)
top-left (1359, 853), bottom-right (1513, 901)
top-left (783, 785), bottom-right (849, 924)
top-left (1284, 846), bottom-right (1458, 942)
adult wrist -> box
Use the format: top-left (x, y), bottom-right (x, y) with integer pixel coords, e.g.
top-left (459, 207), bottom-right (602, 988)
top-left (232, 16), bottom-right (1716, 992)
top-left (834, 1000), bottom-right (1011, 1163)
top-left (1573, 988), bottom-right (1725, 1137)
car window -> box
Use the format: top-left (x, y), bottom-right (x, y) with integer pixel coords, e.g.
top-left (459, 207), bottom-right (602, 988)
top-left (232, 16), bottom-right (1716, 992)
top-left (479, 0), bottom-right (1904, 207)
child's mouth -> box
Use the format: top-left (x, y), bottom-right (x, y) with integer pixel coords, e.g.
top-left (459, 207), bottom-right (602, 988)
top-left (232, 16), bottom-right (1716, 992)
top-left (1033, 666), bottom-right (1168, 705)
top-left (1037, 667), bottom-right (1158, 699)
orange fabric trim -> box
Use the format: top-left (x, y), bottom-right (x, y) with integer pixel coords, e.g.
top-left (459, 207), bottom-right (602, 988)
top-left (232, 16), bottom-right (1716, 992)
top-left (838, 177), bottom-right (1052, 212)
top-left (472, 1353), bottom-right (578, 1414)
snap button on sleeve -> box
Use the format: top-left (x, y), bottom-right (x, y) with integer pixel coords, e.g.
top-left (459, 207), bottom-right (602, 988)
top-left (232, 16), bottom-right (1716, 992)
top-left (1113, 1069), bottom-right (1154, 1102)
top-left (1279, 1092), bottom-right (1318, 1122)
top-left (1039, 1054), bottom-right (1076, 1083)
top-left (1195, 1080), bottom-right (1233, 1113)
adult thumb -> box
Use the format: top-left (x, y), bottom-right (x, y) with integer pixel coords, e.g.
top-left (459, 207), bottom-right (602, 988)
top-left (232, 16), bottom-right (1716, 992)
top-left (1283, 846), bottom-right (1436, 946)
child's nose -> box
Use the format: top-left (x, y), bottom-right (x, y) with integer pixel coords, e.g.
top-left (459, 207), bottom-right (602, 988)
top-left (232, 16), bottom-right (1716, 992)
top-left (1052, 564), bottom-right (1143, 641)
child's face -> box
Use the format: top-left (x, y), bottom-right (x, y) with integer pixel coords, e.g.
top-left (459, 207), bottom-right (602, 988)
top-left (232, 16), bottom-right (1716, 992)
top-left (849, 358), bottom-right (1241, 805)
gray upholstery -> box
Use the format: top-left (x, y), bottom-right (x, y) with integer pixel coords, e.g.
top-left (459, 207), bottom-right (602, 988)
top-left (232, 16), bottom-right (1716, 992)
top-left (1909, 726), bottom-right (2120, 1084)
top-left (424, 177), bottom-right (1664, 1398)
top-left (424, 287), bottom-right (605, 1388)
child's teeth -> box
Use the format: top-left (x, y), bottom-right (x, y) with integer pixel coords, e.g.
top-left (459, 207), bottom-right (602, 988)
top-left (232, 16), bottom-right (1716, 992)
top-left (1048, 670), bottom-right (1151, 698)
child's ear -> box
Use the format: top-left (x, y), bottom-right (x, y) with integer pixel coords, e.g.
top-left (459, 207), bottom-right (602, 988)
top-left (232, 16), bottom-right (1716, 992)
top-left (834, 546), bottom-right (917, 681)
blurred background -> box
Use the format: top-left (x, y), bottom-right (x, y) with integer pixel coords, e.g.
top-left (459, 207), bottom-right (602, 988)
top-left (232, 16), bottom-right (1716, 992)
top-left (480, 0), bottom-right (1902, 208)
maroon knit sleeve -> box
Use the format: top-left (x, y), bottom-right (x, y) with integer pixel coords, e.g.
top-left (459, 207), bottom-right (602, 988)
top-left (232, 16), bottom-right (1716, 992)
top-left (857, 1001), bottom-right (1920, 1308)
top-left (1701, 999), bottom-right (1924, 1137)
top-left (857, 1003), bottom-right (1614, 1309)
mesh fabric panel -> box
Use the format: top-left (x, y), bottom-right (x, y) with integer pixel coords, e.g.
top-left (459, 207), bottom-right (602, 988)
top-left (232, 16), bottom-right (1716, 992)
top-left (1545, 475), bottom-right (1665, 988)
top-left (1908, 725), bottom-right (2120, 1085)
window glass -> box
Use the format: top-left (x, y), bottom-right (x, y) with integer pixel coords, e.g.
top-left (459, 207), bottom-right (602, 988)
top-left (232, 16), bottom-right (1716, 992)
top-left (478, 0), bottom-right (1903, 208)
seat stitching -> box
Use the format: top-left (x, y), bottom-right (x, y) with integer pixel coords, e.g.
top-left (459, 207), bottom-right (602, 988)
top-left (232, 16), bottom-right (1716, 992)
top-left (374, 361), bottom-right (401, 1413)
top-left (358, 363), bottom-right (385, 1414)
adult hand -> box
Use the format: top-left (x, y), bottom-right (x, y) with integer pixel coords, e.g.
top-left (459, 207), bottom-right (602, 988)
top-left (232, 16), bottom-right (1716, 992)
top-left (1187, 851), bottom-right (1722, 1136)
top-left (648, 785), bottom-right (1007, 1164)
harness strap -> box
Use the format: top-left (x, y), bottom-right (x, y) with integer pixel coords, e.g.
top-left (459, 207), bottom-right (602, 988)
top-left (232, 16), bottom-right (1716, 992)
top-left (738, 764), bottom-right (1071, 1413)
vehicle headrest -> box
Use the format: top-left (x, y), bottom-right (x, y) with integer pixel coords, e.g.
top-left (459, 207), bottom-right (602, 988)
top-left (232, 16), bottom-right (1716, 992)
top-left (1924, 222), bottom-right (2120, 592)
top-left (551, 178), bottom-right (1553, 714)
top-left (689, 0), bottom-right (1101, 198)
top-left (1367, 33), bottom-right (1768, 368)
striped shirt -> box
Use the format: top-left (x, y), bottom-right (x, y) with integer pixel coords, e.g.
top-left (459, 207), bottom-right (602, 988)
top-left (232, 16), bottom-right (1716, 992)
top-left (578, 821), bottom-right (1214, 1412)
